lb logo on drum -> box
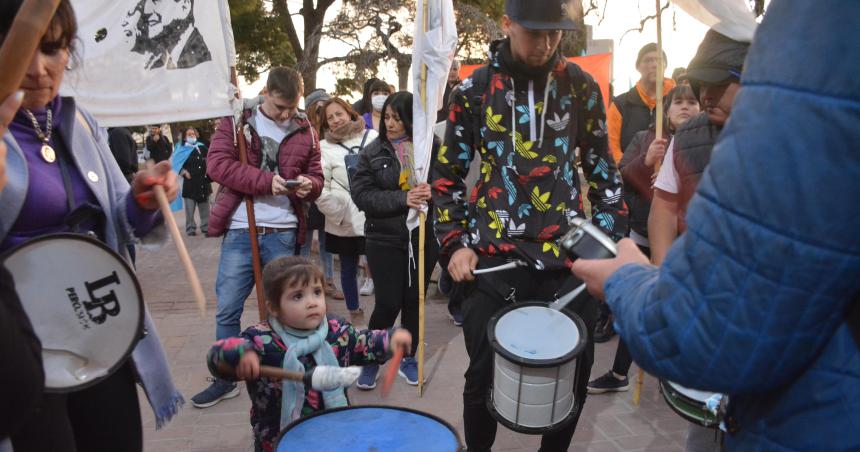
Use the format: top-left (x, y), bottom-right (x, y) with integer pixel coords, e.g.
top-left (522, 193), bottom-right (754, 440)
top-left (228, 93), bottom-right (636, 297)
top-left (65, 271), bottom-right (123, 327)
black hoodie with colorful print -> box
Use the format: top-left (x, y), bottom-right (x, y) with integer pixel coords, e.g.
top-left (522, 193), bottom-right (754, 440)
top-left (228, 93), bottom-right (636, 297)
top-left (432, 39), bottom-right (627, 271)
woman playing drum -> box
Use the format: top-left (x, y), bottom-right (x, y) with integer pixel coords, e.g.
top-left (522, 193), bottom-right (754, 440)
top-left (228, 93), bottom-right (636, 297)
top-left (0, 1), bottom-right (182, 450)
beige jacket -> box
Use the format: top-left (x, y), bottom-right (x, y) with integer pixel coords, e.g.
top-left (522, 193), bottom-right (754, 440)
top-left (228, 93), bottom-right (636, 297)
top-left (315, 130), bottom-right (377, 237)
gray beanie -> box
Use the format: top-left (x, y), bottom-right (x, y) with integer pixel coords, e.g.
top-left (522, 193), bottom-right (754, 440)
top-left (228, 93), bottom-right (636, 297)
top-left (304, 89), bottom-right (331, 110)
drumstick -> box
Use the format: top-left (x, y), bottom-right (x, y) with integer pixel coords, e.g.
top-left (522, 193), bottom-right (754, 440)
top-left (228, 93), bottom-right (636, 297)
top-left (551, 282), bottom-right (587, 311)
top-left (472, 260), bottom-right (527, 275)
top-left (150, 180), bottom-right (207, 317)
top-left (381, 345), bottom-right (405, 397)
top-left (0, 0), bottom-right (61, 100)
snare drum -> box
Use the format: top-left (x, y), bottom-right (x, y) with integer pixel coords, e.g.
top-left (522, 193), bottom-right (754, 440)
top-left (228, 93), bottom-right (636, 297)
top-left (659, 379), bottom-right (723, 428)
top-left (1, 234), bottom-right (144, 392)
top-left (276, 406), bottom-right (461, 452)
top-left (487, 302), bottom-right (587, 433)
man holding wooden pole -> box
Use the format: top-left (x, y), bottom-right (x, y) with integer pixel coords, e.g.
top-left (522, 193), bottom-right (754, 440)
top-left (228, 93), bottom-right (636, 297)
top-left (192, 67), bottom-right (323, 408)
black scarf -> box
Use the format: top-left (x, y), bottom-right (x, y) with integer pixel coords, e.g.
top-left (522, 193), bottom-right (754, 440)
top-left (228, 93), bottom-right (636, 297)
top-left (494, 38), bottom-right (561, 82)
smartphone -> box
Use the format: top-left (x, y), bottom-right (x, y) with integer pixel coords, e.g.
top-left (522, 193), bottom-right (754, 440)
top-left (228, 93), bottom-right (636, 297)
top-left (284, 179), bottom-right (302, 188)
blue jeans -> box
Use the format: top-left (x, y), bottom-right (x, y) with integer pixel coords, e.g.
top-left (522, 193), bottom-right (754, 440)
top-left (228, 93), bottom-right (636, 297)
top-left (339, 253), bottom-right (360, 311)
top-left (299, 227), bottom-right (333, 280)
top-left (215, 229), bottom-right (296, 340)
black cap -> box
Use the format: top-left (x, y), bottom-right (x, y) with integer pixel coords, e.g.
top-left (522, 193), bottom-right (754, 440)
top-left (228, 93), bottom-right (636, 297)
top-left (505, 0), bottom-right (578, 30)
top-left (684, 29), bottom-right (749, 85)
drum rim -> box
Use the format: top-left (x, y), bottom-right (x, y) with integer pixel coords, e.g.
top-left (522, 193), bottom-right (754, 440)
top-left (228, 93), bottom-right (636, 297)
top-left (487, 301), bottom-right (588, 367)
top-left (486, 386), bottom-right (582, 435)
top-left (1, 233), bottom-right (145, 393)
top-left (275, 405), bottom-right (463, 450)
top-left (658, 379), bottom-right (720, 428)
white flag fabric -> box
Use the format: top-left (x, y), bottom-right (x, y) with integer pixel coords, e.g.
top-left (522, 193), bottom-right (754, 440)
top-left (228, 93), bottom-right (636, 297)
top-left (673, 0), bottom-right (759, 42)
top-left (61, 0), bottom-right (236, 127)
top-left (408, 0), bottom-right (457, 232)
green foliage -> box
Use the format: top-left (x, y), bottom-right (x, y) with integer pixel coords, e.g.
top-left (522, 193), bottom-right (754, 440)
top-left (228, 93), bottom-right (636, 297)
top-left (228, 0), bottom-right (296, 83)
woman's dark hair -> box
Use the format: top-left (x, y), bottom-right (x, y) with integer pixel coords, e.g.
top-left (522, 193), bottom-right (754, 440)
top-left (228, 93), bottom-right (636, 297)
top-left (368, 80), bottom-right (392, 97)
top-left (262, 256), bottom-right (324, 308)
top-left (183, 127), bottom-right (198, 141)
top-left (663, 84), bottom-right (699, 133)
top-left (378, 91), bottom-right (413, 142)
top-left (0, 0), bottom-right (77, 55)
top-left (355, 77), bottom-right (380, 115)
top-left (319, 97), bottom-right (360, 137)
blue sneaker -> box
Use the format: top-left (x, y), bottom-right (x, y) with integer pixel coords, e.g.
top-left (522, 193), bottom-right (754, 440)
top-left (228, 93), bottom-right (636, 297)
top-left (398, 357), bottom-right (420, 386)
top-left (356, 364), bottom-right (379, 390)
top-left (448, 304), bottom-right (464, 327)
top-left (191, 378), bottom-right (239, 408)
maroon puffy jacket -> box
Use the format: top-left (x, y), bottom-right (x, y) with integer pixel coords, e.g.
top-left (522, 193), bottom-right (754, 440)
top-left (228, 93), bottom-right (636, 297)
top-left (206, 103), bottom-right (323, 242)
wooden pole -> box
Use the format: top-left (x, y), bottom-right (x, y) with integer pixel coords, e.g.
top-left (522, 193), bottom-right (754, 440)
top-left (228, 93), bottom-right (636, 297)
top-left (237, 127), bottom-right (268, 321)
top-left (651, 0), bottom-right (666, 177)
top-left (636, 0), bottom-right (665, 406)
top-left (0, 0), bottom-right (60, 100)
top-left (229, 70), bottom-right (267, 321)
top-left (152, 184), bottom-right (207, 316)
top-left (416, 0), bottom-right (430, 398)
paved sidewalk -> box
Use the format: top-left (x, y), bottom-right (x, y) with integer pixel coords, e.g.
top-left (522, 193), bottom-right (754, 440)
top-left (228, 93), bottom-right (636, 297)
top-left (136, 217), bottom-right (693, 451)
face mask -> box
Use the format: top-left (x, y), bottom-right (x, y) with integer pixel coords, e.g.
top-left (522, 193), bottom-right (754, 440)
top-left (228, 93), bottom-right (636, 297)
top-left (371, 95), bottom-right (388, 112)
top-left (187, 137), bottom-right (197, 145)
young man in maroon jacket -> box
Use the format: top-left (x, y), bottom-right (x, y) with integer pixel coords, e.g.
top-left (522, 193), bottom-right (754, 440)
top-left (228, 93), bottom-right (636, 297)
top-left (192, 67), bottom-right (323, 408)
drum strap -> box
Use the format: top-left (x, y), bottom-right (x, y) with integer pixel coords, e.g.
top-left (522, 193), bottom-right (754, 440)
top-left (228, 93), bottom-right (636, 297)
top-left (848, 296), bottom-right (860, 349)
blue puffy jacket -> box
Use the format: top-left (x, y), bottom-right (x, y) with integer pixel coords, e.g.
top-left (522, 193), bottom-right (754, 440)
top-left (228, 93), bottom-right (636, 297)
top-left (604, 1), bottom-right (860, 450)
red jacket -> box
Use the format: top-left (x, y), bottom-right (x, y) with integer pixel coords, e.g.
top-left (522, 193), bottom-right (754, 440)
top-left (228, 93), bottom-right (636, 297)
top-left (206, 102), bottom-right (323, 242)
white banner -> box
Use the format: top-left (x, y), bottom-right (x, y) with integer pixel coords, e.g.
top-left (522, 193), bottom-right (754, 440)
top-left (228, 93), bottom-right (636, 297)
top-left (408, 0), bottom-right (457, 231)
top-left (673, 0), bottom-right (758, 42)
top-left (61, 0), bottom-right (236, 127)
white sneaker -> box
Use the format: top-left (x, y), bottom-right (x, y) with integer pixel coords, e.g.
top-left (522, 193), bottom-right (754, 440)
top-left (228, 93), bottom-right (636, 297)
top-left (359, 278), bottom-right (375, 296)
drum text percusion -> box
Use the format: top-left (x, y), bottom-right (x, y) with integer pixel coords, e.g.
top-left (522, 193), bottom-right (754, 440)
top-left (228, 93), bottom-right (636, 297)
top-left (1, 234), bottom-right (144, 392)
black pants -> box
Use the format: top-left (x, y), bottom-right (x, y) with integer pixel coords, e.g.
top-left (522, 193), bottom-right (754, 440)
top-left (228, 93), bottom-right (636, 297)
top-left (461, 258), bottom-right (598, 452)
top-left (608, 245), bottom-right (650, 377)
top-left (11, 362), bottom-right (142, 452)
top-left (365, 231), bottom-right (438, 355)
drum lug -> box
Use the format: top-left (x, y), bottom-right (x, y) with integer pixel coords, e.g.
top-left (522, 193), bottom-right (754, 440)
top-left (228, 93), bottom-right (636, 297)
top-left (140, 327), bottom-right (148, 339)
top-left (505, 288), bottom-right (517, 303)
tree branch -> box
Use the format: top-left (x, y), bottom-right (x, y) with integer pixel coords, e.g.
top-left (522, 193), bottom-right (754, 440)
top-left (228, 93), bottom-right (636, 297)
top-left (620, 0), bottom-right (671, 43)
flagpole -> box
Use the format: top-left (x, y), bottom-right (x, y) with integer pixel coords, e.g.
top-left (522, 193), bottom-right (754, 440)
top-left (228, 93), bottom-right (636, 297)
top-left (636, 0), bottom-right (665, 407)
top-left (417, 0), bottom-right (430, 398)
top-left (230, 70), bottom-right (267, 321)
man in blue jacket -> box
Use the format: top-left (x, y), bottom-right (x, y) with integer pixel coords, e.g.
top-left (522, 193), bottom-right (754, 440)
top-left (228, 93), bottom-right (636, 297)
top-left (571, 0), bottom-right (860, 450)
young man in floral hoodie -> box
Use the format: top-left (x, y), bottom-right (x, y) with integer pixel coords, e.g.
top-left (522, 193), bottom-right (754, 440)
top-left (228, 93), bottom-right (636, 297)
top-left (431, 0), bottom-right (626, 450)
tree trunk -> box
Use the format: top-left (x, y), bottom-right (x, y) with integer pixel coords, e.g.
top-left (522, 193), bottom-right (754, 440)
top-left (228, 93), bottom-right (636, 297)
top-left (298, 13), bottom-right (325, 95)
top-left (397, 60), bottom-right (411, 91)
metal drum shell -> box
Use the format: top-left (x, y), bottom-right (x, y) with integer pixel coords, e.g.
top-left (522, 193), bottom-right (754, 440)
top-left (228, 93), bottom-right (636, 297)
top-left (487, 301), bottom-right (587, 433)
top-left (659, 379), bottom-right (722, 428)
top-left (494, 355), bottom-right (576, 405)
top-left (492, 382), bottom-right (575, 430)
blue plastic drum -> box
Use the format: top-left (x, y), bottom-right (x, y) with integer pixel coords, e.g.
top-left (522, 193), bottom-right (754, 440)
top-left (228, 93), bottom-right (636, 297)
top-left (276, 405), bottom-right (461, 451)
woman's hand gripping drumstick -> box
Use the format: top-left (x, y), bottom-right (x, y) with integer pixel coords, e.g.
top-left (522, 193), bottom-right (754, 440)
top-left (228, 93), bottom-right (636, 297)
top-left (138, 161), bottom-right (206, 316)
top-left (381, 328), bottom-right (413, 396)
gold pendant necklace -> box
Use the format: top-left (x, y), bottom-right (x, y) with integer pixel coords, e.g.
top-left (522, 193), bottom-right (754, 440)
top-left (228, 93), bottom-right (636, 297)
top-left (23, 107), bottom-right (56, 163)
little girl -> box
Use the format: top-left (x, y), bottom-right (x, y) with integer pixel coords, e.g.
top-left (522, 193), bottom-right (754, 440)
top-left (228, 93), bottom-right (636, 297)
top-left (206, 256), bottom-right (411, 451)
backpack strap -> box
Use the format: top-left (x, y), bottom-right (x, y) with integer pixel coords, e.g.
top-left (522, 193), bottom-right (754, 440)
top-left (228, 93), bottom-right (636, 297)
top-left (465, 65), bottom-right (492, 153)
top-left (359, 129), bottom-right (370, 149)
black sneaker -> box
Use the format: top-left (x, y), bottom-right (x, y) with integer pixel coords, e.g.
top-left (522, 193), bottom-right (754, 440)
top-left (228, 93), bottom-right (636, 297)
top-left (587, 371), bottom-right (629, 394)
top-left (191, 378), bottom-right (240, 408)
top-left (593, 314), bottom-right (616, 343)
